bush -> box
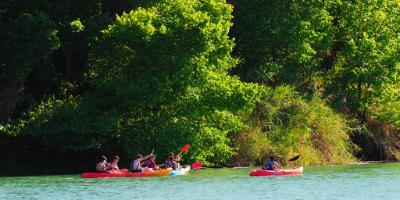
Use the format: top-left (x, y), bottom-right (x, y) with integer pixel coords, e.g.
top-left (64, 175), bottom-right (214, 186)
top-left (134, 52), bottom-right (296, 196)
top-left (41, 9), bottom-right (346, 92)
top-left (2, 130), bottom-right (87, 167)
top-left (233, 86), bottom-right (355, 166)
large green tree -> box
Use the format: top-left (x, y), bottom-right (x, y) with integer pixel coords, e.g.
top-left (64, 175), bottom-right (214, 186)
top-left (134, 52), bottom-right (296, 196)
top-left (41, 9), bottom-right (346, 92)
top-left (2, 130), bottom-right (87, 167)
top-left (19, 0), bottom-right (260, 165)
top-left (89, 0), bottom-right (260, 165)
top-left (325, 0), bottom-right (400, 116)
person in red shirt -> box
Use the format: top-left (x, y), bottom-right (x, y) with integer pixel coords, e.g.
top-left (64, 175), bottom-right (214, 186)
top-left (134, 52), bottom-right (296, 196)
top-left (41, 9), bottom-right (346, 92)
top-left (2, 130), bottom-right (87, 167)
top-left (145, 155), bottom-right (158, 169)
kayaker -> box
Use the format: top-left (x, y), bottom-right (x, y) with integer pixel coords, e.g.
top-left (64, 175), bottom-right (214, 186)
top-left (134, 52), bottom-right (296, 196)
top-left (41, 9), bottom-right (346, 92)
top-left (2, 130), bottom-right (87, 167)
top-left (110, 155), bottom-right (120, 172)
top-left (145, 155), bottom-right (158, 169)
top-left (165, 153), bottom-right (177, 170)
top-left (263, 156), bottom-right (282, 170)
top-left (130, 154), bottom-right (143, 172)
top-left (174, 154), bottom-right (181, 170)
top-left (96, 155), bottom-right (112, 172)
top-left (130, 154), bottom-right (151, 172)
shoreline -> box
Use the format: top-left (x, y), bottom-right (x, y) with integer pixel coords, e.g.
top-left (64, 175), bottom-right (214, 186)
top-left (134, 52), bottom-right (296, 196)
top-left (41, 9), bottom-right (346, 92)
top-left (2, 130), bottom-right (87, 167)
top-left (1, 161), bottom-right (398, 177)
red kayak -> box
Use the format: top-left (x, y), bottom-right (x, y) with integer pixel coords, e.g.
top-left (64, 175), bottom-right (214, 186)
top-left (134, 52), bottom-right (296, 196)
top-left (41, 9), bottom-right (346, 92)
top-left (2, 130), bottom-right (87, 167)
top-left (249, 167), bottom-right (303, 176)
top-left (81, 168), bottom-right (172, 178)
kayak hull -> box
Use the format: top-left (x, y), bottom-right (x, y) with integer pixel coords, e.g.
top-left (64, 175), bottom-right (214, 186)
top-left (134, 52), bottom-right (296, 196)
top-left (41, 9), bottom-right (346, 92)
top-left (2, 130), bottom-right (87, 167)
top-left (128, 168), bottom-right (172, 177)
top-left (249, 167), bottom-right (303, 176)
top-left (170, 166), bottom-right (191, 176)
top-left (81, 168), bottom-right (172, 178)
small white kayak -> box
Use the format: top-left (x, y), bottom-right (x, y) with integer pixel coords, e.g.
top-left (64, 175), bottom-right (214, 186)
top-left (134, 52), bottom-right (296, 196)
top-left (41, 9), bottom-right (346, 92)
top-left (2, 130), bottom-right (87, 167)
top-left (170, 166), bottom-right (191, 176)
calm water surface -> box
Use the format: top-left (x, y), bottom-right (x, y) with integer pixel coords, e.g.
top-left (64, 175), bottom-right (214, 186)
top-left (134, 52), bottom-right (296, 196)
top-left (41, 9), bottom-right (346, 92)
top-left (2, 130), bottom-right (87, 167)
top-left (1, 163), bottom-right (400, 200)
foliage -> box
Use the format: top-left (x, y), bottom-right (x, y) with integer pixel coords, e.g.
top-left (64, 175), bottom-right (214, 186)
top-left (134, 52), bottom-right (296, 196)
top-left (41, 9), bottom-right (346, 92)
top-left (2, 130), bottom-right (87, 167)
top-left (234, 86), bottom-right (355, 166)
top-left (325, 0), bottom-right (400, 112)
top-left (375, 100), bottom-right (400, 131)
top-left (70, 19), bottom-right (85, 33)
top-left (231, 127), bottom-right (271, 165)
top-left (2, 0), bottom-right (400, 173)
top-left (89, 0), bottom-right (260, 165)
top-left (0, 12), bottom-right (60, 122)
top-left (17, 0), bottom-right (260, 166)
top-left (231, 0), bottom-right (335, 89)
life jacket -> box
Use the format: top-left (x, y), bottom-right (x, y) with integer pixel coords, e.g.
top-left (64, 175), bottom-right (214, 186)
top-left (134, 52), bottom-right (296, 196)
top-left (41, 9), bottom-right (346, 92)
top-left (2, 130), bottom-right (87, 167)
top-left (146, 160), bottom-right (156, 168)
top-left (130, 159), bottom-right (141, 171)
top-left (165, 160), bottom-right (175, 169)
top-left (265, 161), bottom-right (274, 170)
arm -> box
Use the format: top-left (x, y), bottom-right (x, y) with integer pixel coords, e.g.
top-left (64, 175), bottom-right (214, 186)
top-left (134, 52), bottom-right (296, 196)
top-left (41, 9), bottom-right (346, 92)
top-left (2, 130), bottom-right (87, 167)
top-left (274, 162), bottom-right (282, 169)
top-left (106, 162), bottom-right (112, 170)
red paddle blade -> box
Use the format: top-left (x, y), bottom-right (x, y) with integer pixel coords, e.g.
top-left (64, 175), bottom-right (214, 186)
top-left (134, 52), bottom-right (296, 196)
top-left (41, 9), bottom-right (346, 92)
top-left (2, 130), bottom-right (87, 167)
top-left (191, 162), bottom-right (203, 169)
top-left (180, 144), bottom-right (190, 153)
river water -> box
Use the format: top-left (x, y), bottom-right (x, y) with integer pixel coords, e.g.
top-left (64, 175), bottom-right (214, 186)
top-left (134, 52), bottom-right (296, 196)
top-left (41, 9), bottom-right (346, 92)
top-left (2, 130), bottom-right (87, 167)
top-left (1, 163), bottom-right (399, 200)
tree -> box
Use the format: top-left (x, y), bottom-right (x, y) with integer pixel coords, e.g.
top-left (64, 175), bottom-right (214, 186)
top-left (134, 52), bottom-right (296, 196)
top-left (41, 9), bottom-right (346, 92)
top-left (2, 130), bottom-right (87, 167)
top-left (88, 0), bottom-right (260, 165)
top-left (19, 0), bottom-right (260, 165)
top-left (325, 0), bottom-right (400, 116)
top-left (0, 12), bottom-right (60, 123)
top-left (231, 0), bottom-right (335, 90)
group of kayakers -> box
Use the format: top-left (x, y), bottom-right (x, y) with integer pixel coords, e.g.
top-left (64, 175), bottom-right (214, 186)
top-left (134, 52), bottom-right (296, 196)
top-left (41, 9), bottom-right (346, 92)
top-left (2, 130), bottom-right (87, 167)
top-left (96, 155), bottom-right (120, 173)
top-left (96, 153), bottom-right (182, 173)
top-left (96, 153), bottom-right (287, 173)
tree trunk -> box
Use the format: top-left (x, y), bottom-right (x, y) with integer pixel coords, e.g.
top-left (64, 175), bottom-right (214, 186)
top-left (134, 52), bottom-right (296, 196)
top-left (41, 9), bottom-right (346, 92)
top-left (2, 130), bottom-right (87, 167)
top-left (0, 80), bottom-right (23, 123)
top-left (65, 44), bottom-right (72, 81)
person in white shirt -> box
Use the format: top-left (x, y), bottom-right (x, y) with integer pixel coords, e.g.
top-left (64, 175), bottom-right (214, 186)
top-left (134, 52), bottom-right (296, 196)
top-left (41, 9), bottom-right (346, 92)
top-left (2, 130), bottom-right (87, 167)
top-left (96, 155), bottom-right (112, 172)
top-left (110, 155), bottom-right (120, 172)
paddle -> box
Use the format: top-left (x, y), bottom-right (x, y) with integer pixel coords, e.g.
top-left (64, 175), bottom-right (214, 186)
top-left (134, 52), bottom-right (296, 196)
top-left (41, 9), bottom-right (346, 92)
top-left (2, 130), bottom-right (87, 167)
top-left (286, 155), bottom-right (300, 168)
top-left (176, 144), bottom-right (190, 167)
top-left (180, 144), bottom-right (190, 154)
top-left (143, 149), bottom-right (155, 160)
top-left (288, 155), bottom-right (300, 162)
top-left (191, 162), bottom-right (203, 169)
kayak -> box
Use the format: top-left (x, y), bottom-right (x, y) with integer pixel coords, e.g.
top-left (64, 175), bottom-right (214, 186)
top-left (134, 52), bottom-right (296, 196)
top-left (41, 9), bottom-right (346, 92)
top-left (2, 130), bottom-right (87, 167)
top-left (81, 168), bottom-right (172, 178)
top-left (170, 166), bottom-right (191, 176)
top-left (80, 169), bottom-right (128, 178)
top-left (249, 167), bottom-right (303, 176)
top-left (128, 168), bottom-right (172, 177)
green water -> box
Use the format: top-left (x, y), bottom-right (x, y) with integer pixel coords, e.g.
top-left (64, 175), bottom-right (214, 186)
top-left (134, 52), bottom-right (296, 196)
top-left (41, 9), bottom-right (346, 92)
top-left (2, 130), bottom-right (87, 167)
top-left (1, 163), bottom-right (400, 200)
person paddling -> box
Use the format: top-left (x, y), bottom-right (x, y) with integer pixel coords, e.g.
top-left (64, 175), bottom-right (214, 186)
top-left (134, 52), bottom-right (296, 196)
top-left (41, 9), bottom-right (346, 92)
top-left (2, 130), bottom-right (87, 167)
top-left (110, 155), bottom-right (120, 172)
top-left (130, 154), bottom-right (143, 172)
top-left (165, 153), bottom-right (177, 170)
top-left (96, 155), bottom-right (112, 172)
top-left (145, 155), bottom-right (158, 169)
top-left (130, 154), bottom-right (152, 172)
top-left (174, 154), bottom-right (182, 170)
top-left (263, 156), bottom-right (282, 170)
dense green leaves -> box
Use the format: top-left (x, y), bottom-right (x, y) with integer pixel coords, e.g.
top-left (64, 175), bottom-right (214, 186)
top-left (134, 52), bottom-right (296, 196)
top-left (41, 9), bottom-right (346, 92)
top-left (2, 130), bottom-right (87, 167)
top-left (231, 0), bottom-right (334, 89)
top-left (325, 0), bottom-right (400, 113)
top-left (1, 0), bottom-right (399, 172)
top-left (0, 12), bottom-right (60, 122)
top-left (88, 0), bottom-right (260, 165)
top-left (233, 86), bottom-right (355, 165)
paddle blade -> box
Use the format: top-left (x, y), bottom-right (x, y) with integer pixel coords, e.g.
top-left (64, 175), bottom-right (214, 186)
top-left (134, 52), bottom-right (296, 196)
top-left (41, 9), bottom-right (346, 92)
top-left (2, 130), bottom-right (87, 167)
top-left (288, 155), bottom-right (300, 162)
top-left (191, 162), bottom-right (203, 169)
top-left (180, 144), bottom-right (190, 153)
